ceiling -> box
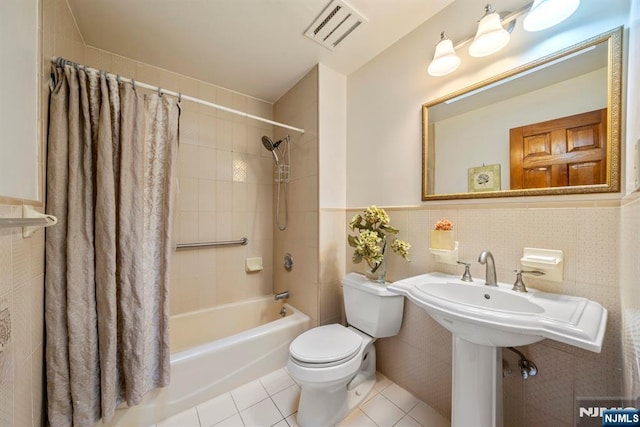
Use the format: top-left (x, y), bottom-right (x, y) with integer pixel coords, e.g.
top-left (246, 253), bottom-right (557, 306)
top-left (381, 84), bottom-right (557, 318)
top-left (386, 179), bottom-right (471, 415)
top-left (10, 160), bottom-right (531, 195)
top-left (66, 0), bottom-right (454, 102)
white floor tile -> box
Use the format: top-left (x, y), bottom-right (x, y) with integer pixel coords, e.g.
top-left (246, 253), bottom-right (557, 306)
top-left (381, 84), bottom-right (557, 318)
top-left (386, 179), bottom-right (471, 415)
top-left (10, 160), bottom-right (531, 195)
top-left (285, 414), bottom-right (300, 427)
top-left (155, 372), bottom-right (446, 427)
top-left (271, 384), bottom-right (300, 418)
top-left (381, 383), bottom-right (419, 413)
top-left (360, 394), bottom-right (405, 427)
top-left (374, 372), bottom-right (392, 392)
top-left (363, 388), bottom-right (379, 405)
top-left (197, 392), bottom-right (238, 426)
top-left (239, 398), bottom-right (283, 427)
top-left (213, 413), bottom-right (244, 427)
top-left (157, 408), bottom-right (200, 427)
top-left (337, 409), bottom-right (378, 427)
top-left (408, 402), bottom-right (450, 427)
top-left (231, 379), bottom-right (269, 411)
top-left (260, 368), bottom-right (295, 395)
top-left (395, 414), bottom-right (423, 427)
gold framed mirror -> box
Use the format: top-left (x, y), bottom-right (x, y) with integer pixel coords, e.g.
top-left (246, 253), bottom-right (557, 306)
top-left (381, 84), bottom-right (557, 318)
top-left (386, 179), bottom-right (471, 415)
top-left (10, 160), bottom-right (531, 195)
top-left (422, 27), bottom-right (622, 201)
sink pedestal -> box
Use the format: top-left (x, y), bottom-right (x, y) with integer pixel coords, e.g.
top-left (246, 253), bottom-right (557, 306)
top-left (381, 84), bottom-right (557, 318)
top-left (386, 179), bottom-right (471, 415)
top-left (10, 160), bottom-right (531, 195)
top-left (452, 337), bottom-right (503, 427)
top-left (388, 272), bottom-right (607, 427)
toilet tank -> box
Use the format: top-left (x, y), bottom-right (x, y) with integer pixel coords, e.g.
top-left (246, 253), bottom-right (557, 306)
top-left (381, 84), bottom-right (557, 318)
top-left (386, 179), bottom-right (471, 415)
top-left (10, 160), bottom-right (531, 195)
top-left (342, 273), bottom-right (404, 337)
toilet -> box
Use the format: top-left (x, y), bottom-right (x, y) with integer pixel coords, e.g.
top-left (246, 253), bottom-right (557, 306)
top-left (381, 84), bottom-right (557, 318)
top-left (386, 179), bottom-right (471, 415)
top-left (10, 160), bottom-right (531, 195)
top-left (287, 272), bottom-right (404, 427)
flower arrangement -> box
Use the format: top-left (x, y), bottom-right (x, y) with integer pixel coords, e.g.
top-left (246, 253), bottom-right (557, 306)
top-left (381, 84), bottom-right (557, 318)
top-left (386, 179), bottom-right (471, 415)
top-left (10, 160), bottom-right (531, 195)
top-left (434, 218), bottom-right (453, 231)
top-left (431, 218), bottom-right (454, 250)
top-left (348, 206), bottom-right (410, 282)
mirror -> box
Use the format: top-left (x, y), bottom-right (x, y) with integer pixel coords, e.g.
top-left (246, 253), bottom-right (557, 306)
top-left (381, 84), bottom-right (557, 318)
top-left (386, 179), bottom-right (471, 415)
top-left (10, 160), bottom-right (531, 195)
top-left (422, 27), bottom-right (622, 201)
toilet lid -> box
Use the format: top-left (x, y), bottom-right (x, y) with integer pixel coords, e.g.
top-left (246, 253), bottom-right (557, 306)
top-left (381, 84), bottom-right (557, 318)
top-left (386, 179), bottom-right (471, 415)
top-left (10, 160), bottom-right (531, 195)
top-left (290, 324), bottom-right (362, 365)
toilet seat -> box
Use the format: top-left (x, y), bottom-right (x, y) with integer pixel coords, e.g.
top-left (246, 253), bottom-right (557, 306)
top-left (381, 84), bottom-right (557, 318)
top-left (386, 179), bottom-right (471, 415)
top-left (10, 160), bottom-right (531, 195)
top-left (289, 324), bottom-right (362, 367)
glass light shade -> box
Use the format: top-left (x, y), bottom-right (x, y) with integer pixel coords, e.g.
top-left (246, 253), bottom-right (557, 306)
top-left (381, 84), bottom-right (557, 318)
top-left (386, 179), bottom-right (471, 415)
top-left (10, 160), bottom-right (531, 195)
top-left (523, 0), bottom-right (580, 32)
top-left (468, 11), bottom-right (510, 57)
top-left (428, 38), bottom-right (461, 77)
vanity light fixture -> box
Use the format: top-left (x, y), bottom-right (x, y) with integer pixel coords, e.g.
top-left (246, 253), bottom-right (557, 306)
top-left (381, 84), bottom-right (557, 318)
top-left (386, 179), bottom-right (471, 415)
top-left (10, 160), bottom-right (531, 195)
top-left (427, 32), bottom-right (461, 77)
top-left (468, 4), bottom-right (512, 57)
top-left (523, 0), bottom-right (580, 32)
top-left (427, 1), bottom-right (582, 77)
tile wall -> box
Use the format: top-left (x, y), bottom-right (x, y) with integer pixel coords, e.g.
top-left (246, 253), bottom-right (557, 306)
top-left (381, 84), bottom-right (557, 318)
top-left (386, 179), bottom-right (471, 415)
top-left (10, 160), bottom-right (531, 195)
top-left (0, 206), bottom-right (45, 426)
top-left (347, 201), bottom-right (624, 426)
top-left (273, 67), bottom-right (321, 325)
top-left (621, 192), bottom-right (640, 398)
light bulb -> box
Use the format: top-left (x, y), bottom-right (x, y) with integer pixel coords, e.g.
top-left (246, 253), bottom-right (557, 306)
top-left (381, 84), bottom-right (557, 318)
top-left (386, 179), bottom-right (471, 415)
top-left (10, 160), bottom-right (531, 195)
top-left (428, 33), bottom-right (461, 77)
top-left (468, 5), bottom-right (511, 58)
top-left (524, 0), bottom-right (580, 32)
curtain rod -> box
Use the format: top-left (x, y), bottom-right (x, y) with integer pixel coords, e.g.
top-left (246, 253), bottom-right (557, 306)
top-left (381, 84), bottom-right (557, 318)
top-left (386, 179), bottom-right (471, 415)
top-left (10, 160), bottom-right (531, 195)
top-left (52, 57), bottom-right (305, 134)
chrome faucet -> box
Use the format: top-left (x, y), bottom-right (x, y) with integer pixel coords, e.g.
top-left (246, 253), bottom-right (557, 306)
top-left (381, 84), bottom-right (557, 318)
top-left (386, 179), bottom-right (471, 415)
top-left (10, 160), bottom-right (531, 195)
top-left (274, 291), bottom-right (289, 301)
top-left (478, 250), bottom-right (498, 287)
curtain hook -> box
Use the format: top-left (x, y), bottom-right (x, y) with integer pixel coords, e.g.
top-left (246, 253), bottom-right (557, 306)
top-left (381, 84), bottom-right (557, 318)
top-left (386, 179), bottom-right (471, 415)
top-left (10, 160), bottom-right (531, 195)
top-left (178, 92), bottom-right (182, 103)
top-left (158, 86), bottom-right (162, 97)
top-left (131, 79), bottom-right (136, 89)
top-left (116, 74), bottom-right (121, 84)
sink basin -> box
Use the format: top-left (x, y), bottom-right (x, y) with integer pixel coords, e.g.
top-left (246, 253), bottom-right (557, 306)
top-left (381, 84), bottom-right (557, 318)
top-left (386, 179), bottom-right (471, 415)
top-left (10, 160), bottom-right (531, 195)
top-left (417, 282), bottom-right (545, 314)
top-left (389, 272), bottom-right (607, 351)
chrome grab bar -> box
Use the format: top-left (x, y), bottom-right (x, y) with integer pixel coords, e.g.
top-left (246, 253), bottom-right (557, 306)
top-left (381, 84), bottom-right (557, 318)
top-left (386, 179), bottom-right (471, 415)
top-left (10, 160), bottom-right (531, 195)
top-left (176, 237), bottom-right (248, 250)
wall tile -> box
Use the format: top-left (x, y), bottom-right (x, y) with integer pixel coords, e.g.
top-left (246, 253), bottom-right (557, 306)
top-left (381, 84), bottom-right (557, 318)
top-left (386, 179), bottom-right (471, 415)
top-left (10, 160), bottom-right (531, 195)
top-left (216, 150), bottom-right (233, 182)
top-left (198, 114), bottom-right (217, 148)
top-left (0, 226), bottom-right (11, 298)
top-left (11, 231), bottom-right (30, 289)
top-left (525, 343), bottom-right (574, 424)
top-left (576, 208), bottom-right (619, 286)
top-left (85, 47), bottom-right (112, 71)
top-left (198, 180), bottom-right (217, 212)
top-left (14, 359), bottom-right (32, 427)
top-left (13, 285), bottom-right (32, 367)
top-left (197, 147), bottom-right (217, 181)
top-left (178, 143), bottom-right (199, 178)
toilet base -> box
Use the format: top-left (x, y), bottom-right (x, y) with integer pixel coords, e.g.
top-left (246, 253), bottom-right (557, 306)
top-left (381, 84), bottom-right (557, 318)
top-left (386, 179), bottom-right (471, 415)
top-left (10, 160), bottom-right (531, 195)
top-left (295, 344), bottom-right (376, 427)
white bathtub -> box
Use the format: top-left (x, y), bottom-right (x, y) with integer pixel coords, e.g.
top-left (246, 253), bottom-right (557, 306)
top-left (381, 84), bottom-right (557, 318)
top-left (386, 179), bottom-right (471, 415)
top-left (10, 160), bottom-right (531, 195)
top-left (105, 296), bottom-right (310, 426)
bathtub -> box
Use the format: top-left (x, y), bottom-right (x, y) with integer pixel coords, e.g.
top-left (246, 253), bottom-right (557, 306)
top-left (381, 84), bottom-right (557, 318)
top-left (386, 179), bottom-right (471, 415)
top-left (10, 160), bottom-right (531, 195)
top-left (105, 296), bottom-right (310, 426)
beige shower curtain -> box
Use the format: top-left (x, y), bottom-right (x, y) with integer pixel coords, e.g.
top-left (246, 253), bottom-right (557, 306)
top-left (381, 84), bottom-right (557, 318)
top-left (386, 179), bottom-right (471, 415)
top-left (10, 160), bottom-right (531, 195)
top-left (45, 64), bottom-right (179, 426)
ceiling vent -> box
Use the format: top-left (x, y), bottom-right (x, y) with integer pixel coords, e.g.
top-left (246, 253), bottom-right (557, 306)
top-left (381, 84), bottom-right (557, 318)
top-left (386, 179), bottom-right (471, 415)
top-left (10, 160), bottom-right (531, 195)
top-left (304, 0), bottom-right (367, 50)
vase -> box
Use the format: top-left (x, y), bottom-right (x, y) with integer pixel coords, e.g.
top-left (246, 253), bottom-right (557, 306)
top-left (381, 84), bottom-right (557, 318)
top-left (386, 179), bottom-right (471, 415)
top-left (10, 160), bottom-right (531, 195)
top-left (430, 230), bottom-right (455, 250)
top-left (365, 256), bottom-right (387, 284)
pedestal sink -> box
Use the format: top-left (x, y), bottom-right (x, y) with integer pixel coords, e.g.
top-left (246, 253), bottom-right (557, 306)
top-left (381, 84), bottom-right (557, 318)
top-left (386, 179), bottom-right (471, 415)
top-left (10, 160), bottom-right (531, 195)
top-left (388, 272), bottom-right (607, 427)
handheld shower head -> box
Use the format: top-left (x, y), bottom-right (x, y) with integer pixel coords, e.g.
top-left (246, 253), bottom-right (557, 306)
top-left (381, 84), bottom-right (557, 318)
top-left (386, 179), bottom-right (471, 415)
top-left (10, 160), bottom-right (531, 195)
top-left (261, 136), bottom-right (280, 164)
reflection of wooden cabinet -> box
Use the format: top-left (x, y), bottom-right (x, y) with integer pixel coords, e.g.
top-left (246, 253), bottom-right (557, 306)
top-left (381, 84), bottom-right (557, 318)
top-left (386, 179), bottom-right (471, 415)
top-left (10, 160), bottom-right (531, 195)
top-left (509, 109), bottom-right (607, 189)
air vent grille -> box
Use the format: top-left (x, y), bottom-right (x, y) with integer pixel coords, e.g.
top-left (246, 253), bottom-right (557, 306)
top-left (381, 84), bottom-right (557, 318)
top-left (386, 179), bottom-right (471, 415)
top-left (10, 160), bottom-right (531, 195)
top-left (304, 0), bottom-right (366, 50)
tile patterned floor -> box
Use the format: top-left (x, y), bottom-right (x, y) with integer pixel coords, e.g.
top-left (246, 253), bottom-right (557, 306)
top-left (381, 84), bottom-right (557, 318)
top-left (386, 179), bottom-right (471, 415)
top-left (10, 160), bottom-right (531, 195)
top-left (152, 369), bottom-right (450, 427)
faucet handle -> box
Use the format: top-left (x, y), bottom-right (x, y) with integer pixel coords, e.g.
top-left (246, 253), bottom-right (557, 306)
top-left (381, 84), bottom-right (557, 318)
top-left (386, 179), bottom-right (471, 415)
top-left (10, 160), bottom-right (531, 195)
top-left (515, 269), bottom-right (545, 276)
top-left (512, 269), bottom-right (545, 292)
top-left (457, 261), bottom-right (473, 282)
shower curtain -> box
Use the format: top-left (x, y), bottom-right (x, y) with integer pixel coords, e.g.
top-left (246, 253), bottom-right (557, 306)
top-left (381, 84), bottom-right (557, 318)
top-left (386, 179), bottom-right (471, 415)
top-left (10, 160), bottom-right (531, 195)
top-left (45, 64), bottom-right (180, 426)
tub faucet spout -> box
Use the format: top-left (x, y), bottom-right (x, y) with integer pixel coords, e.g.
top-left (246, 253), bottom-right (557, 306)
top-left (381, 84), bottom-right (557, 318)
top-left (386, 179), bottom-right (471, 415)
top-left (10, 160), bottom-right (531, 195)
top-left (478, 250), bottom-right (498, 287)
top-left (275, 291), bottom-right (289, 301)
